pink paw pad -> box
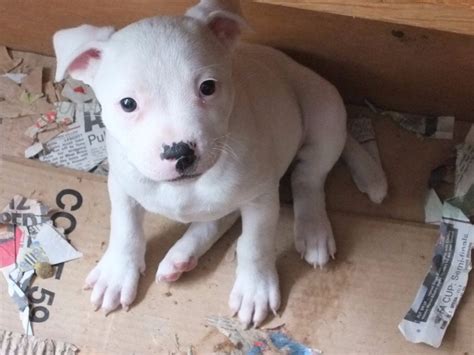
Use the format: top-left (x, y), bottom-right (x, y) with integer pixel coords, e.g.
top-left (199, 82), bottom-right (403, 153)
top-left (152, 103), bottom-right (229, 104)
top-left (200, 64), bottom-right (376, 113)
top-left (173, 257), bottom-right (198, 272)
top-left (158, 272), bottom-right (182, 282)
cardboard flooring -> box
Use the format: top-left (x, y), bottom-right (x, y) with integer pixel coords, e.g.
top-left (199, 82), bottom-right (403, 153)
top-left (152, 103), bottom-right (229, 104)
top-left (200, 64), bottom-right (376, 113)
top-left (0, 157), bottom-right (473, 353)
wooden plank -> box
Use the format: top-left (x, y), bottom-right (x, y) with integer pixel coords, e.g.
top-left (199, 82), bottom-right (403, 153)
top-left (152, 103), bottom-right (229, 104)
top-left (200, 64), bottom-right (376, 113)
top-left (1, 1), bottom-right (474, 124)
top-left (255, 0), bottom-right (474, 37)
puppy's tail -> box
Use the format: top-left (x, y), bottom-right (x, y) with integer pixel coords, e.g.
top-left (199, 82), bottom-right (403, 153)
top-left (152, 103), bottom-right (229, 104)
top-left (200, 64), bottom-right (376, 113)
top-left (342, 134), bottom-right (388, 204)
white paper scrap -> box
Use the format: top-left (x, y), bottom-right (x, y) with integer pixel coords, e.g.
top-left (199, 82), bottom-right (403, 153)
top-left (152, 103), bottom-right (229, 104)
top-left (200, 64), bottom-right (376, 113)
top-left (455, 125), bottom-right (474, 197)
top-left (24, 142), bottom-right (45, 158)
top-left (1, 73), bottom-right (26, 84)
top-left (35, 224), bottom-right (82, 265)
top-left (424, 189), bottom-right (443, 225)
top-left (399, 196), bottom-right (474, 347)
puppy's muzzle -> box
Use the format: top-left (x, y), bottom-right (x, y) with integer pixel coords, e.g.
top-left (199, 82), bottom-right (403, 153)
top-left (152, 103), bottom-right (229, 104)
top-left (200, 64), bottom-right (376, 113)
top-left (161, 141), bottom-right (197, 174)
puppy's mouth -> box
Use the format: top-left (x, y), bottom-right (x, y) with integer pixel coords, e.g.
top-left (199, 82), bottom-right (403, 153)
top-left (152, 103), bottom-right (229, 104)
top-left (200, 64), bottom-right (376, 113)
top-left (166, 173), bottom-right (202, 183)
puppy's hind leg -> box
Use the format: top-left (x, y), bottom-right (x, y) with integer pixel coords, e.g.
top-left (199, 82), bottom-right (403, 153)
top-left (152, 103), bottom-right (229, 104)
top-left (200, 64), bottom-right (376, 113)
top-left (156, 211), bottom-right (239, 282)
top-left (342, 134), bottom-right (388, 204)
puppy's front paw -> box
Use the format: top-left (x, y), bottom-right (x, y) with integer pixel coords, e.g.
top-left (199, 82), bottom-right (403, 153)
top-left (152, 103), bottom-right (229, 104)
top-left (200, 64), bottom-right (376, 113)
top-left (156, 247), bottom-right (198, 283)
top-left (228, 264), bottom-right (280, 328)
top-left (85, 251), bottom-right (145, 314)
top-left (295, 217), bottom-right (336, 268)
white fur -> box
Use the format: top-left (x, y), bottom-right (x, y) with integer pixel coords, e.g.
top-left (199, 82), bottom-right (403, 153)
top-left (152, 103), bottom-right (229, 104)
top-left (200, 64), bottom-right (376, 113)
top-left (54, 0), bottom-right (387, 326)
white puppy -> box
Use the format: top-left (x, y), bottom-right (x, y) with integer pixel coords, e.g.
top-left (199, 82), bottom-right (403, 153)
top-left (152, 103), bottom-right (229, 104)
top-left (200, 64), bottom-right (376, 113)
top-left (53, 0), bottom-right (387, 327)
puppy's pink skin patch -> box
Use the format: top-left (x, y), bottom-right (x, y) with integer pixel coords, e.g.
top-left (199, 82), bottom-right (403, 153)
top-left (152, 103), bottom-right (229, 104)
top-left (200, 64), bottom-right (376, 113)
top-left (174, 257), bottom-right (198, 272)
top-left (158, 272), bottom-right (182, 282)
top-left (69, 49), bottom-right (101, 73)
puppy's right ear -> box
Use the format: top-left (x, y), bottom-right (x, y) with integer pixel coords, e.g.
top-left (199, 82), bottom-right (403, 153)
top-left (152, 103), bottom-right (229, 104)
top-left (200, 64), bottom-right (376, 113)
top-left (53, 24), bottom-right (115, 85)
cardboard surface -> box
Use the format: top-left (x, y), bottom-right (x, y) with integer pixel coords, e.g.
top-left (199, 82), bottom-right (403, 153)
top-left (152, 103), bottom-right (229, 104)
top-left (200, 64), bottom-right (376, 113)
top-left (0, 156), bottom-right (473, 353)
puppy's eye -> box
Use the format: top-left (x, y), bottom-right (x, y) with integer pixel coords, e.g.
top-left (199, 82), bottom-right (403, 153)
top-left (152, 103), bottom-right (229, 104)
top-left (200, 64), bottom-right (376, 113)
top-left (199, 80), bottom-right (216, 96)
top-left (120, 97), bottom-right (137, 112)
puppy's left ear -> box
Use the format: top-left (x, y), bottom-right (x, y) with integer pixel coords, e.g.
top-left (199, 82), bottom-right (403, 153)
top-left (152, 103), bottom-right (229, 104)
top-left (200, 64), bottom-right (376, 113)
top-left (53, 24), bottom-right (115, 85)
top-left (205, 11), bottom-right (248, 49)
top-left (186, 1), bottom-right (249, 49)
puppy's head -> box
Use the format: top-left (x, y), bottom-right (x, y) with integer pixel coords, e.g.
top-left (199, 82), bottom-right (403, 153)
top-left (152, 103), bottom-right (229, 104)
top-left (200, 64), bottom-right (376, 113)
top-left (53, 1), bottom-right (246, 182)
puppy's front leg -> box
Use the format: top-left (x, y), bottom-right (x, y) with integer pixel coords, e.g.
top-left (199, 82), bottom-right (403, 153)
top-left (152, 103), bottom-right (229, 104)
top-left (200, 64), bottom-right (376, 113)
top-left (229, 190), bottom-right (280, 328)
top-left (85, 174), bottom-right (146, 314)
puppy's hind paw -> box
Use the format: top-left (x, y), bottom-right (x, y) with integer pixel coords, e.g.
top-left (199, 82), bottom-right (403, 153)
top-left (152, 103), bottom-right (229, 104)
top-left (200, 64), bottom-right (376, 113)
top-left (294, 218), bottom-right (336, 268)
top-left (366, 170), bottom-right (388, 204)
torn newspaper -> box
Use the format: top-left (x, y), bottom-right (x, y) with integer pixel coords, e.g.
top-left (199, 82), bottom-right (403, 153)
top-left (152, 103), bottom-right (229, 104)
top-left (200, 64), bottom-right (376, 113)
top-left (347, 105), bottom-right (382, 164)
top-left (365, 99), bottom-right (454, 140)
top-left (38, 100), bottom-right (107, 171)
top-left (0, 195), bottom-right (82, 335)
top-left (455, 125), bottom-right (474, 198)
top-left (207, 315), bottom-right (319, 355)
top-left (23, 78), bottom-right (108, 172)
top-left (424, 125), bottom-right (474, 225)
top-left (399, 186), bottom-right (474, 347)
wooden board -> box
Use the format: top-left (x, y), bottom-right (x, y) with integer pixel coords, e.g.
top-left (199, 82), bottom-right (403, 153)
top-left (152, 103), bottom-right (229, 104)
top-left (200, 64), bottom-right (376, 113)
top-left (255, 0), bottom-right (474, 37)
top-left (0, 157), bottom-right (473, 353)
top-left (1, 1), bottom-right (474, 123)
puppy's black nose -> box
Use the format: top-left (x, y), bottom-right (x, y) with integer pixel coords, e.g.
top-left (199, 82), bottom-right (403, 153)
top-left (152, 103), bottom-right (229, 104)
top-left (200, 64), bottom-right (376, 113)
top-left (161, 142), bottom-right (196, 173)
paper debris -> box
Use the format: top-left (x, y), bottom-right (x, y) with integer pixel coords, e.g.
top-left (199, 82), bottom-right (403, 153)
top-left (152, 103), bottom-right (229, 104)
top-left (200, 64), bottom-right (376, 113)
top-left (425, 125), bottom-right (474, 224)
top-left (0, 46), bottom-right (22, 73)
top-left (0, 196), bottom-right (82, 335)
top-left (91, 159), bottom-right (109, 176)
top-left (424, 189), bottom-right (443, 225)
top-left (0, 195), bottom-right (49, 225)
top-left (2, 72), bottom-right (27, 84)
top-left (207, 316), bottom-right (320, 355)
top-left (455, 125), bottom-right (474, 198)
top-left (347, 105), bottom-right (383, 164)
top-left (21, 67), bottom-right (43, 96)
top-left (38, 100), bottom-right (107, 171)
top-left (24, 105), bottom-right (74, 140)
top-left (366, 99), bottom-right (454, 139)
top-left (399, 187), bottom-right (474, 347)
top-left (24, 142), bottom-right (45, 158)
top-left (0, 66), bottom-right (53, 119)
top-left (20, 76), bottom-right (108, 173)
top-left (61, 78), bottom-right (96, 104)
top-left (0, 329), bottom-right (79, 354)
top-left (35, 224), bottom-right (82, 265)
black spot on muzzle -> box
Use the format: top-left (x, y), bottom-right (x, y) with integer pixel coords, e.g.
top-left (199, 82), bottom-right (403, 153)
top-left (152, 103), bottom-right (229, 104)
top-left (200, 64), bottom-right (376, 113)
top-left (161, 141), bottom-right (197, 174)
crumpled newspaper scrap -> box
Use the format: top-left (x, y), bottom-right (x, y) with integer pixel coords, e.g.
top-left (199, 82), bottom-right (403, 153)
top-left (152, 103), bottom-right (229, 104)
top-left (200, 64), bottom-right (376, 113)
top-left (207, 316), bottom-right (319, 355)
top-left (23, 77), bottom-right (108, 173)
top-left (0, 329), bottom-right (79, 354)
top-left (0, 49), bottom-right (55, 119)
top-left (400, 198), bottom-right (474, 347)
top-left (402, 123), bottom-right (474, 347)
top-left (399, 186), bottom-right (474, 347)
top-left (424, 125), bottom-right (474, 225)
top-left (365, 99), bottom-right (455, 140)
top-left (347, 104), bottom-right (383, 165)
top-left (0, 45), bottom-right (107, 174)
top-left (0, 195), bottom-right (82, 335)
